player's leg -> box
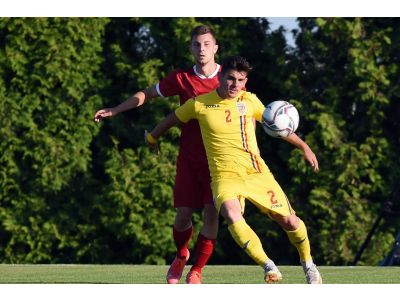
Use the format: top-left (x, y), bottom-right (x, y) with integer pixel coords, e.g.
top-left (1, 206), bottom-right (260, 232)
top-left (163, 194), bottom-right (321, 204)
top-left (174, 206), bottom-right (195, 258)
top-left (167, 157), bottom-right (198, 284)
top-left (187, 166), bottom-right (218, 284)
top-left (220, 199), bottom-right (281, 283)
top-left (247, 170), bottom-right (322, 284)
top-left (200, 204), bottom-right (219, 238)
top-left (186, 205), bottom-right (218, 284)
top-left (213, 177), bottom-right (281, 283)
top-left (221, 199), bottom-right (269, 264)
top-left (166, 207), bottom-right (194, 284)
top-left (272, 214), bottom-right (310, 262)
top-left (273, 214), bottom-right (322, 284)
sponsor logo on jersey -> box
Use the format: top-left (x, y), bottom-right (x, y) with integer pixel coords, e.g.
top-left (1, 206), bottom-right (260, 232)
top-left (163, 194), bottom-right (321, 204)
top-left (270, 204), bottom-right (283, 209)
top-left (236, 102), bottom-right (246, 115)
top-left (206, 104), bottom-right (220, 109)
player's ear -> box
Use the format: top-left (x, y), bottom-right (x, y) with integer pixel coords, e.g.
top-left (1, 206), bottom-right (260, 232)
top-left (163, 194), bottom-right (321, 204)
top-left (213, 44), bottom-right (218, 54)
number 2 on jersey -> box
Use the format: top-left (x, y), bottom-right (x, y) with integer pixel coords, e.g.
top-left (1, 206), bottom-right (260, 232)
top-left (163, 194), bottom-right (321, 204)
top-left (225, 110), bottom-right (232, 123)
top-left (267, 190), bottom-right (278, 204)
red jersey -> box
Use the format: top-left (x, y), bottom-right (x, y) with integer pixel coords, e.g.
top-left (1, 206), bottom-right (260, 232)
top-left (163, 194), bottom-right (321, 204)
top-left (156, 64), bottom-right (221, 165)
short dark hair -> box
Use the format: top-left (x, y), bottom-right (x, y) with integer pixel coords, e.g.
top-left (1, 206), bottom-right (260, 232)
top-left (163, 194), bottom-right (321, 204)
top-left (191, 25), bottom-right (216, 43)
top-left (220, 56), bottom-right (252, 76)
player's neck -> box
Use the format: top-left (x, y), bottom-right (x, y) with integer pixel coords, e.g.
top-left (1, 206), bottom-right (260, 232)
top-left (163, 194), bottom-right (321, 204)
top-left (216, 87), bottom-right (233, 100)
top-left (195, 61), bottom-right (217, 78)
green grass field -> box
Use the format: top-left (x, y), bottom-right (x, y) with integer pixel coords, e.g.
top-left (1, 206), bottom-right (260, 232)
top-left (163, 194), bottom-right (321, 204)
top-left (1, 264), bottom-right (400, 284)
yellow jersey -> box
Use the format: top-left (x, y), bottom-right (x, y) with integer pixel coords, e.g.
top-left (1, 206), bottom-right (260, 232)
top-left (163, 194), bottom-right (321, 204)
top-left (175, 90), bottom-right (267, 179)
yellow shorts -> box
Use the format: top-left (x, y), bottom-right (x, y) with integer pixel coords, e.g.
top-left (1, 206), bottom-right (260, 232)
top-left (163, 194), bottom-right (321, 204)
top-left (211, 170), bottom-right (295, 219)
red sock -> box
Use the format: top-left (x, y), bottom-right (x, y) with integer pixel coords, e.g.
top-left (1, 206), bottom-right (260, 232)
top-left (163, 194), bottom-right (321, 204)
top-left (190, 233), bottom-right (216, 274)
top-left (173, 226), bottom-right (193, 259)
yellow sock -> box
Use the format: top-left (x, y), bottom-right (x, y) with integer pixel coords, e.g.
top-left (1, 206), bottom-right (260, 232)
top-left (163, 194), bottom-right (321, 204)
top-left (228, 218), bottom-right (269, 267)
top-left (285, 218), bottom-right (311, 262)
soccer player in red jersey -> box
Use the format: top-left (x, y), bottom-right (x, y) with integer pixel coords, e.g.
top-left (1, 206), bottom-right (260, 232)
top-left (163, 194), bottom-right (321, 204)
top-left (94, 25), bottom-right (220, 284)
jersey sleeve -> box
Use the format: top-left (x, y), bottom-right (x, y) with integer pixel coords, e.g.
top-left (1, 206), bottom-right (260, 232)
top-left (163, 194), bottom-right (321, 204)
top-left (250, 94), bottom-right (266, 123)
top-left (175, 98), bottom-right (197, 123)
top-left (156, 69), bottom-right (181, 98)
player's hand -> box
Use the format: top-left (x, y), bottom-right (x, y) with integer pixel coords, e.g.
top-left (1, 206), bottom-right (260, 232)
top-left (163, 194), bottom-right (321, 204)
top-left (302, 147), bottom-right (319, 172)
top-left (145, 130), bottom-right (159, 155)
top-left (94, 108), bottom-right (117, 122)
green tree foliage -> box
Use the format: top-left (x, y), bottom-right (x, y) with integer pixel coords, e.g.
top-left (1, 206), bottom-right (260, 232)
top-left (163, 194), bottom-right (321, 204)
top-left (1, 17), bottom-right (399, 266)
top-left (0, 17), bottom-right (109, 263)
top-left (280, 17), bottom-right (400, 265)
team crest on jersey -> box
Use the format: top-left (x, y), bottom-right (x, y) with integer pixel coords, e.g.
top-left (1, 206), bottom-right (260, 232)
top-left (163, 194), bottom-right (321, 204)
top-left (236, 102), bottom-right (247, 115)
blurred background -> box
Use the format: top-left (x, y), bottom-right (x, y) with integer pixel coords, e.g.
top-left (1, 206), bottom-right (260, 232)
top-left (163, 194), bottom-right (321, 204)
top-left (1, 17), bottom-right (399, 266)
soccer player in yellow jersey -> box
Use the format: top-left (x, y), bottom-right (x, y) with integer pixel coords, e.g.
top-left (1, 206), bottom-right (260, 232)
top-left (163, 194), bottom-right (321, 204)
top-left (145, 56), bottom-right (322, 284)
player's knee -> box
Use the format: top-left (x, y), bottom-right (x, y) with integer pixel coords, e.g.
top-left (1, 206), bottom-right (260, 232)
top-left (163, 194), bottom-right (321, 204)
top-left (274, 214), bottom-right (299, 231)
top-left (284, 216), bottom-right (299, 231)
top-left (220, 201), bottom-right (242, 225)
top-left (203, 204), bottom-right (219, 220)
top-left (174, 207), bottom-right (194, 229)
top-left (174, 217), bottom-right (192, 230)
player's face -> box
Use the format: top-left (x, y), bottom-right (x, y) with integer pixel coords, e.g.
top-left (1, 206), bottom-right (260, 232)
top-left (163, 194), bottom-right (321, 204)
top-left (217, 69), bottom-right (248, 100)
top-left (190, 33), bottom-right (218, 65)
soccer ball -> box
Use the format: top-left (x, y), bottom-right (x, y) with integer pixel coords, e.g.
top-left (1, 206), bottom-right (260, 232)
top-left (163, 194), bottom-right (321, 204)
top-left (262, 101), bottom-right (299, 138)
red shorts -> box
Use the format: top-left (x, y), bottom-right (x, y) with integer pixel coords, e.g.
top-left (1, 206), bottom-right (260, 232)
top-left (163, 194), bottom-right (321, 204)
top-left (173, 156), bottom-right (213, 208)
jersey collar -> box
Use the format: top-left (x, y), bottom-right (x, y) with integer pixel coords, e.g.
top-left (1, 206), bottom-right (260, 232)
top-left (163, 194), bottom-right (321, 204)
top-left (193, 64), bottom-right (220, 79)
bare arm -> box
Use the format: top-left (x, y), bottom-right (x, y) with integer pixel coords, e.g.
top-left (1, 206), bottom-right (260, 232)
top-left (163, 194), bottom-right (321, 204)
top-left (145, 112), bottom-right (181, 154)
top-left (94, 85), bottom-right (160, 122)
top-left (282, 133), bottom-right (319, 172)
